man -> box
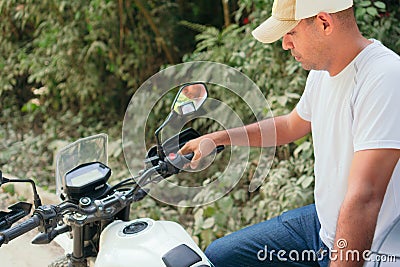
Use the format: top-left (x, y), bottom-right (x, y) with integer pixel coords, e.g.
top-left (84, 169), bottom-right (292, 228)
top-left (179, 0), bottom-right (400, 266)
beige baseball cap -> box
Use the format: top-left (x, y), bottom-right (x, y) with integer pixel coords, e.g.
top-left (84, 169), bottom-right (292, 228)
top-left (252, 0), bottom-right (353, 43)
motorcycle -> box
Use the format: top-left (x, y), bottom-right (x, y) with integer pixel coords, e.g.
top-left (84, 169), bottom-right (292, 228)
top-left (0, 82), bottom-right (222, 267)
top-left (1, 82), bottom-right (399, 267)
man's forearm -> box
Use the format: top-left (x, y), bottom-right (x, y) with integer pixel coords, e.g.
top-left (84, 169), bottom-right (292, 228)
top-left (208, 117), bottom-right (276, 147)
top-left (330, 196), bottom-right (382, 266)
top-left (330, 149), bottom-right (399, 266)
top-left (208, 113), bottom-right (310, 148)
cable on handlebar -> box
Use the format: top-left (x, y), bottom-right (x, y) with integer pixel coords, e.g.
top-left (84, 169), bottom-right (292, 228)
top-left (108, 176), bottom-right (138, 193)
top-left (58, 201), bottom-right (96, 215)
top-left (125, 166), bottom-right (160, 198)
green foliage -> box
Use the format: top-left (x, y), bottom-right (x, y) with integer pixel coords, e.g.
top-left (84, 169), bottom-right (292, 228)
top-left (0, 0), bottom-right (233, 115)
top-left (355, 0), bottom-right (400, 51)
top-left (0, 0), bottom-right (190, 129)
top-left (0, 0), bottom-right (199, 188)
top-left (3, 184), bottom-right (15, 196)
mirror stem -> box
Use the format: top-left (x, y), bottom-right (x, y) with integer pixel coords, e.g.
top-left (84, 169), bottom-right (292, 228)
top-left (0, 171), bottom-right (42, 208)
top-left (155, 112), bottom-right (176, 160)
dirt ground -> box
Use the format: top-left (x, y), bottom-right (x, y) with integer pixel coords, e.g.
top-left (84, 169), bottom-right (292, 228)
top-left (0, 228), bottom-right (65, 267)
top-left (0, 178), bottom-right (66, 267)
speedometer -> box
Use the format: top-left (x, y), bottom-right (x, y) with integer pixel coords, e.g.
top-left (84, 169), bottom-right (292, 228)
top-left (64, 162), bottom-right (111, 201)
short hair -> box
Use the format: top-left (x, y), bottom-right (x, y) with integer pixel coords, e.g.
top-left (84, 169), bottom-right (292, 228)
top-left (333, 7), bottom-right (356, 27)
top-left (303, 7), bottom-right (356, 28)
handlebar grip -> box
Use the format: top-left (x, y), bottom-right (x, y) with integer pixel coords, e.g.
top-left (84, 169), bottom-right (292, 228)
top-left (183, 152), bottom-right (194, 161)
top-left (169, 145), bottom-right (224, 169)
top-left (0, 215), bottom-right (40, 246)
top-left (216, 145), bottom-right (224, 153)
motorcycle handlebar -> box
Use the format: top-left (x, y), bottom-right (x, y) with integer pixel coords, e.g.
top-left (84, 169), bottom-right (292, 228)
top-left (0, 214), bottom-right (40, 246)
top-left (0, 145), bottom-right (225, 247)
top-left (0, 197), bottom-right (120, 248)
top-left (166, 145), bottom-right (224, 171)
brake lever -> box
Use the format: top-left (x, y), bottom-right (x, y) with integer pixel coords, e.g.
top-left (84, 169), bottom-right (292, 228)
top-left (0, 202), bottom-right (32, 231)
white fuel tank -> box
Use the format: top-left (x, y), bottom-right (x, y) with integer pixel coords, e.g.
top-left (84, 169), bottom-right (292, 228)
top-left (94, 218), bottom-right (211, 267)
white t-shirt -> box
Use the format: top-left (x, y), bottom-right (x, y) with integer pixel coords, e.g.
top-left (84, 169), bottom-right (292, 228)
top-left (296, 40), bottom-right (400, 250)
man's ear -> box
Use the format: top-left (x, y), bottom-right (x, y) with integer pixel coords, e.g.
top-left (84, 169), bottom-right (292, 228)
top-left (316, 12), bottom-right (334, 35)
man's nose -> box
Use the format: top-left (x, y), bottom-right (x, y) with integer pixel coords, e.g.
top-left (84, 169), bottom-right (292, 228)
top-left (282, 34), bottom-right (294, 50)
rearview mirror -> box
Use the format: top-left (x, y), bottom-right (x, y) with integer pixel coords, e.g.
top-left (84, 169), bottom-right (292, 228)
top-left (172, 83), bottom-right (208, 116)
top-left (155, 82), bottom-right (208, 160)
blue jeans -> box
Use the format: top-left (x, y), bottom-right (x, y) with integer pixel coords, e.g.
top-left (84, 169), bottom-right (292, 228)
top-left (205, 204), bottom-right (330, 267)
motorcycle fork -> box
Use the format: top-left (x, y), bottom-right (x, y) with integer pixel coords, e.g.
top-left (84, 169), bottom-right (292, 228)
top-left (67, 205), bottom-right (131, 267)
top-left (69, 224), bottom-right (87, 267)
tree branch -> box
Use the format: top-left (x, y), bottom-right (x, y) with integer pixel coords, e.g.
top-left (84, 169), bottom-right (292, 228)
top-left (133, 0), bottom-right (175, 64)
top-left (222, 0), bottom-right (231, 27)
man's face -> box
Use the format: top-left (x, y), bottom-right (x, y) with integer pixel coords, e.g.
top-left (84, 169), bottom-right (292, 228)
top-left (281, 19), bottom-right (329, 71)
top-left (182, 84), bottom-right (203, 99)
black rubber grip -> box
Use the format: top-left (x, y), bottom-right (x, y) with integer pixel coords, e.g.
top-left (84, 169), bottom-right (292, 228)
top-left (183, 152), bottom-right (194, 161)
top-left (0, 215), bottom-right (40, 245)
top-left (182, 145), bottom-right (224, 161)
